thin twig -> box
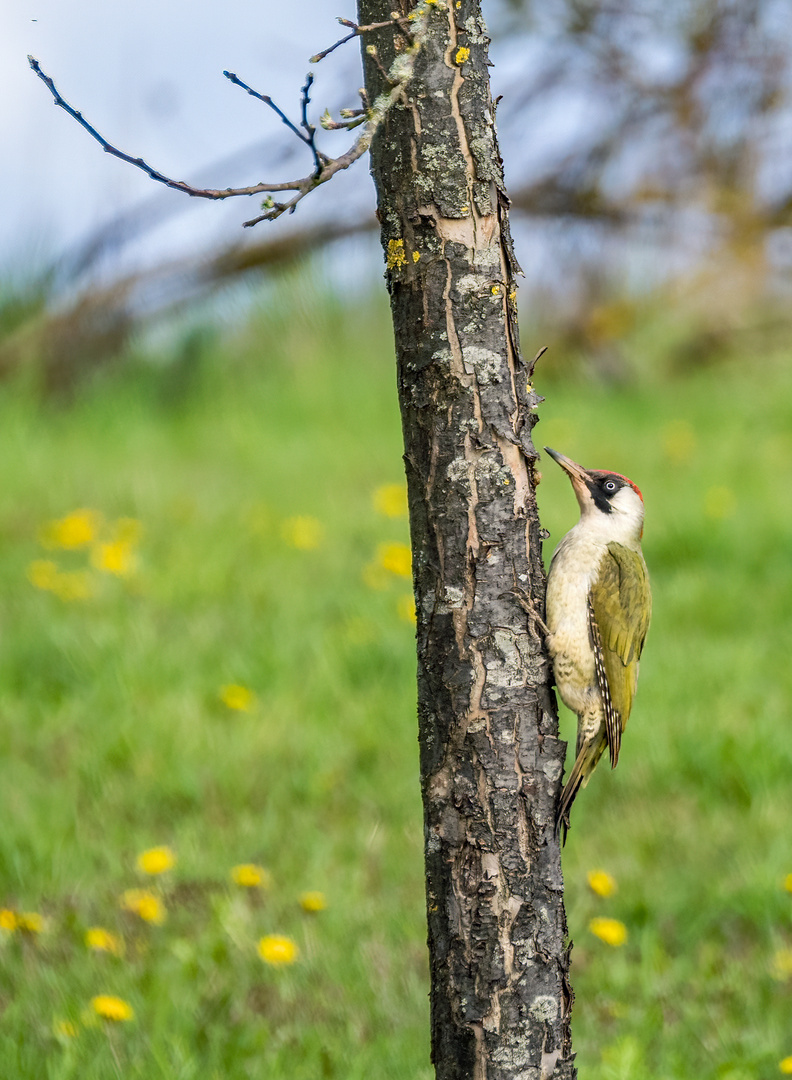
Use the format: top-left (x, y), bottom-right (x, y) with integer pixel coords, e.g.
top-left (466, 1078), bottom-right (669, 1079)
top-left (365, 44), bottom-right (392, 84)
top-left (222, 70), bottom-right (304, 141)
top-left (299, 73), bottom-right (325, 174)
top-left (310, 16), bottom-right (412, 65)
top-left (309, 30), bottom-right (358, 65)
top-left (223, 72), bottom-right (299, 147)
top-left (224, 68), bottom-right (328, 173)
top-left (527, 345), bottom-right (548, 380)
top-left (321, 101), bottom-right (369, 132)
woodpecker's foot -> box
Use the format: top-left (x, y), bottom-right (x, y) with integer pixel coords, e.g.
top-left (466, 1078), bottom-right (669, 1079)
top-left (504, 588), bottom-right (551, 643)
top-left (554, 806), bottom-right (571, 846)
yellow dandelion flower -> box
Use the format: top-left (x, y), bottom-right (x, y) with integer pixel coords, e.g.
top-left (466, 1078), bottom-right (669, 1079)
top-left (780, 1057), bottom-right (792, 1074)
top-left (589, 917), bottom-right (628, 947)
top-left (704, 485), bottom-right (736, 521)
top-left (281, 515), bottom-right (323, 550)
top-left (771, 947), bottom-right (792, 981)
top-left (85, 928), bottom-right (124, 956)
top-left (258, 934), bottom-right (298, 966)
top-left (91, 540), bottom-right (136, 577)
top-left (50, 570), bottom-right (94, 602)
top-left (17, 912), bottom-right (44, 933)
top-left (231, 864), bottom-right (271, 888)
top-left (53, 1018), bottom-right (79, 1040)
top-left (39, 509), bottom-right (101, 550)
top-left (0, 909), bottom-right (17, 931)
top-left (120, 889), bottom-right (166, 925)
top-left (220, 684), bottom-right (256, 711)
top-left (397, 594), bottom-right (417, 624)
top-left (91, 995), bottom-right (134, 1022)
top-left (378, 541), bottom-right (412, 578)
top-left (27, 559), bottom-right (59, 591)
top-left (373, 483), bottom-right (408, 518)
top-left (455, 46), bottom-right (470, 64)
top-left (299, 891), bottom-right (327, 913)
top-left (136, 846), bottom-right (176, 876)
top-left (784, 873), bottom-right (792, 894)
top-left (587, 869), bottom-right (617, 898)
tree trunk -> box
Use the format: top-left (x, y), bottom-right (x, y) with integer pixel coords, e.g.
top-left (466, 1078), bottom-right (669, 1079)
top-left (357, 2), bottom-right (576, 1077)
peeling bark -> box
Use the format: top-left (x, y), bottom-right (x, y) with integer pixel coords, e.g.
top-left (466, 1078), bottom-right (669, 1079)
top-left (357, 2), bottom-right (576, 1077)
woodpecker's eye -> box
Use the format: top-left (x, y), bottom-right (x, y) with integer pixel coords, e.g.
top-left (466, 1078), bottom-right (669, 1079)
top-left (604, 480), bottom-right (618, 493)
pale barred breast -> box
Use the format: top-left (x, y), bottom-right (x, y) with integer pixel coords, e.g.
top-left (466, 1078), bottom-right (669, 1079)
top-left (545, 527), bottom-right (608, 678)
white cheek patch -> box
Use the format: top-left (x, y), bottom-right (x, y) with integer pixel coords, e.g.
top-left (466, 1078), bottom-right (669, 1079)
top-left (611, 487), bottom-right (642, 516)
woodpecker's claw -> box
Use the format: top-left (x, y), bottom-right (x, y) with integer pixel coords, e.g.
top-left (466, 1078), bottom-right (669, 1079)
top-left (555, 806), bottom-right (571, 845)
top-left (502, 588), bottom-right (551, 642)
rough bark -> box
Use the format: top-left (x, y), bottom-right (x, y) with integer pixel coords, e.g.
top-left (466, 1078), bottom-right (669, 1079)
top-left (357, 2), bottom-right (576, 1078)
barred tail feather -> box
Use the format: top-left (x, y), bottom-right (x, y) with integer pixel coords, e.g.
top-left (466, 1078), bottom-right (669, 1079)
top-left (554, 738), bottom-right (607, 842)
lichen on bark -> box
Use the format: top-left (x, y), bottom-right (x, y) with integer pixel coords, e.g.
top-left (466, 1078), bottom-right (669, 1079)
top-left (357, 1), bottom-right (576, 1076)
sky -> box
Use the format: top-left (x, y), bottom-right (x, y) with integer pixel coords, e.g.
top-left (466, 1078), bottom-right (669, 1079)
top-left (3, 0), bottom-right (367, 279)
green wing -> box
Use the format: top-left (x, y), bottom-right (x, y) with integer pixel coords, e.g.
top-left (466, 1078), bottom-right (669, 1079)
top-left (589, 542), bottom-right (651, 765)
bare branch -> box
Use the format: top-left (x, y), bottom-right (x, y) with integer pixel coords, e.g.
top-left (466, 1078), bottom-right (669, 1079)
top-left (30, 17), bottom-right (416, 228)
top-left (28, 56), bottom-right (306, 203)
top-left (28, 55), bottom-right (372, 224)
top-left (242, 72), bottom-right (416, 226)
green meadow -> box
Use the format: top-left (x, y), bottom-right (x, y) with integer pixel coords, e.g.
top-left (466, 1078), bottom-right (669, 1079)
top-left (0, 278), bottom-right (790, 1078)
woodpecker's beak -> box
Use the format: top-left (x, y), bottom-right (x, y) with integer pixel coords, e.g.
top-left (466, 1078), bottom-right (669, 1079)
top-left (543, 447), bottom-right (591, 506)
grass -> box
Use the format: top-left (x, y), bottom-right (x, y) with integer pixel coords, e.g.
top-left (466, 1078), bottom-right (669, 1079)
top-left (0, 276), bottom-right (790, 1078)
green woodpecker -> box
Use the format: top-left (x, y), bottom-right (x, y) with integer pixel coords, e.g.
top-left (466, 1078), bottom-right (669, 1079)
top-left (543, 447), bottom-right (651, 837)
